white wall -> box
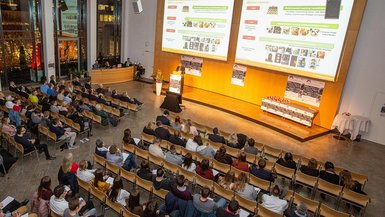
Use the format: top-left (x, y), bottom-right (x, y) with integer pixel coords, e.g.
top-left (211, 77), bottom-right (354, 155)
top-left (41, 0), bottom-right (56, 81)
top-left (123, 0), bottom-right (157, 78)
top-left (339, 0), bottom-right (385, 145)
top-left (87, 0), bottom-right (97, 74)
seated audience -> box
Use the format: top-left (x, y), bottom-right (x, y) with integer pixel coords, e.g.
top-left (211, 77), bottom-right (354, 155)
top-left (284, 202), bottom-right (308, 217)
top-left (0, 152), bottom-right (17, 177)
top-left (152, 168), bottom-right (174, 191)
top-left (196, 138), bottom-right (216, 158)
top-left (40, 111), bottom-right (51, 127)
top-left (40, 81), bottom-right (49, 94)
top-left (319, 161), bottom-right (339, 185)
top-left (76, 160), bottom-right (95, 183)
top-left (154, 121), bottom-right (171, 140)
top-left (276, 152), bottom-right (297, 170)
top-left (143, 121), bottom-right (156, 136)
top-left (217, 171), bottom-right (235, 190)
top-left (50, 100), bottom-right (68, 116)
top-left (214, 146), bottom-right (233, 165)
top-left (94, 103), bottom-right (119, 127)
top-left (250, 158), bottom-right (275, 182)
top-left (18, 86), bottom-right (29, 99)
top-left (95, 139), bottom-right (108, 158)
top-left (143, 200), bottom-right (166, 217)
top-left (1, 117), bottom-right (16, 136)
top-left (122, 128), bottom-right (135, 145)
top-left (62, 196), bottom-right (97, 217)
top-left (49, 185), bottom-right (70, 216)
top-left (149, 138), bottom-right (165, 158)
top-left (227, 133), bottom-right (241, 149)
top-left (170, 175), bottom-right (193, 201)
top-left (196, 159), bottom-right (214, 180)
top-left (31, 109), bottom-right (43, 125)
top-left (165, 145), bottom-right (183, 165)
top-left (168, 130), bottom-right (186, 147)
top-left (186, 135), bottom-right (201, 152)
top-left (183, 119), bottom-right (199, 136)
top-left (14, 126), bottom-right (55, 160)
top-left (72, 77), bottom-right (82, 87)
top-left (232, 152), bottom-right (249, 172)
top-left (106, 144), bottom-right (124, 167)
top-left (181, 153), bottom-right (196, 172)
top-left (8, 81), bottom-right (18, 93)
top-left (156, 110), bottom-right (171, 126)
top-left (234, 172), bottom-right (259, 201)
top-left (261, 185), bottom-right (288, 214)
top-left (216, 199), bottom-right (240, 217)
top-left (137, 160), bottom-right (153, 181)
top-left (208, 127), bottom-right (226, 144)
top-left (58, 153), bottom-right (79, 194)
top-left (50, 119), bottom-right (77, 149)
top-left (300, 158), bottom-right (319, 177)
top-left (56, 89), bottom-right (65, 101)
top-left (120, 91), bottom-right (143, 106)
top-left (171, 116), bottom-right (182, 131)
top-left (108, 176), bottom-right (130, 207)
top-left (339, 170), bottom-right (365, 194)
top-left (31, 176), bottom-right (52, 217)
top-left (127, 189), bottom-right (145, 216)
top-left (93, 168), bottom-right (110, 192)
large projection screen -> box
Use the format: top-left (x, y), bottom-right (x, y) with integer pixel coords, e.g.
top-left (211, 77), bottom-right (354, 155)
top-left (235, 0), bottom-right (354, 81)
top-left (162, 0), bottom-right (235, 61)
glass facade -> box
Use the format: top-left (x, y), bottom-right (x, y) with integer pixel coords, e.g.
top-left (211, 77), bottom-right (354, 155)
top-left (97, 0), bottom-right (121, 65)
top-left (0, 0), bottom-right (43, 87)
top-left (53, 0), bottom-right (87, 78)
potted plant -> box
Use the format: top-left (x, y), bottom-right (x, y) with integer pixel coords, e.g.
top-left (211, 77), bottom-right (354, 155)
top-left (155, 69), bottom-right (163, 96)
top-left (79, 69), bottom-right (86, 78)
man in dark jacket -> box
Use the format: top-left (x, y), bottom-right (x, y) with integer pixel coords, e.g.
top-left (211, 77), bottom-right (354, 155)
top-left (169, 131), bottom-right (186, 147)
top-left (156, 110), bottom-right (171, 126)
top-left (152, 168), bottom-right (174, 191)
top-left (250, 159), bottom-right (275, 182)
top-left (208, 128), bottom-right (226, 144)
top-left (155, 121), bottom-right (171, 140)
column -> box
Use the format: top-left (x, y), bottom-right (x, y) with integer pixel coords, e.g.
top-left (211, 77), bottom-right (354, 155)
top-left (121, 0), bottom-right (131, 63)
top-left (41, 0), bottom-right (56, 80)
top-left (87, 0), bottom-right (97, 73)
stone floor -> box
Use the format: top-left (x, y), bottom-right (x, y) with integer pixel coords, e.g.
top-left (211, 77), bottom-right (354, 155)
top-left (0, 81), bottom-right (384, 216)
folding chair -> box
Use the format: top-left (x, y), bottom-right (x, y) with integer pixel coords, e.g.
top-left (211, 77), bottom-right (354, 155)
top-left (262, 145), bottom-right (282, 159)
top-left (106, 161), bottom-right (120, 175)
top-left (178, 166), bottom-right (195, 182)
top-left (235, 193), bottom-right (257, 213)
top-left (293, 171), bottom-right (318, 198)
top-left (292, 192), bottom-right (320, 214)
top-left (134, 146), bottom-right (149, 160)
top-left (257, 204), bottom-right (283, 217)
top-left (195, 174), bottom-right (214, 189)
top-left (93, 153), bottom-right (106, 167)
top-left (135, 174), bottom-right (153, 200)
top-left (141, 133), bottom-right (154, 145)
top-left (249, 175), bottom-right (271, 192)
top-left (212, 159), bottom-right (230, 174)
top-left (106, 197), bottom-right (123, 214)
top-left (148, 152), bottom-right (164, 167)
top-left (316, 179), bottom-right (343, 207)
top-left (318, 203), bottom-right (351, 217)
top-left (213, 182), bottom-right (234, 201)
top-left (340, 188), bottom-right (370, 216)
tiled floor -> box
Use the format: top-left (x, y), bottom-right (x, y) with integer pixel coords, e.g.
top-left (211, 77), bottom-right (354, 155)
top-left (0, 81), bottom-right (383, 216)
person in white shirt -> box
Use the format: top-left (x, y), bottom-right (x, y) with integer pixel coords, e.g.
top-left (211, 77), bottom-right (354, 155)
top-left (181, 153), bottom-right (196, 172)
top-left (261, 185), bottom-right (288, 215)
top-left (76, 160), bottom-right (95, 183)
top-left (186, 135), bottom-right (201, 152)
top-left (148, 138), bottom-right (165, 158)
top-left (5, 96), bottom-right (15, 109)
top-left (107, 176), bottom-right (130, 207)
top-left (106, 145), bottom-right (124, 167)
top-left (49, 185), bottom-right (70, 216)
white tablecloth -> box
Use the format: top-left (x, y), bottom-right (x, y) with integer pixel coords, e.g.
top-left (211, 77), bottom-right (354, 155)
top-left (331, 114), bottom-right (370, 140)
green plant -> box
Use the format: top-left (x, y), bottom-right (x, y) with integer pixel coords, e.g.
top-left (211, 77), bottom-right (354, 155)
top-left (155, 69), bottom-right (163, 83)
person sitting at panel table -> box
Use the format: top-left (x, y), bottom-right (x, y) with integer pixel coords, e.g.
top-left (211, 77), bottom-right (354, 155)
top-left (124, 58), bottom-right (132, 67)
top-left (72, 76), bottom-right (82, 87)
top-left (104, 60), bottom-right (111, 69)
top-left (92, 60), bottom-right (100, 69)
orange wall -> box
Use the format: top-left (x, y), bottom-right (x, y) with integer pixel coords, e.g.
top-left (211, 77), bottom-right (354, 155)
top-left (154, 0), bottom-right (367, 129)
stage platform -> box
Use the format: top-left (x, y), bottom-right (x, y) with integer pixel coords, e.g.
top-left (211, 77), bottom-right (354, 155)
top-left (180, 86), bottom-right (330, 142)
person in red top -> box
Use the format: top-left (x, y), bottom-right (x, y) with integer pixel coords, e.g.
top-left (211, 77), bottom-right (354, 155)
top-left (12, 99), bottom-right (22, 112)
top-left (195, 159), bottom-right (214, 180)
top-left (231, 152), bottom-right (249, 172)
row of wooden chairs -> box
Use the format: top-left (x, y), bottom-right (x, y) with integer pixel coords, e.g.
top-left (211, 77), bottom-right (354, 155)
top-left (50, 112), bottom-right (91, 137)
top-left (0, 131), bottom-right (39, 162)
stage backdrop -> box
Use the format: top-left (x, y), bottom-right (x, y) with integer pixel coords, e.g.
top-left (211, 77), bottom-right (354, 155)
top-left (154, 0), bottom-right (367, 129)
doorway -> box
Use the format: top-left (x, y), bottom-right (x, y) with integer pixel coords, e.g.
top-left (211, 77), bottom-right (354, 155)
top-left (58, 38), bottom-right (79, 78)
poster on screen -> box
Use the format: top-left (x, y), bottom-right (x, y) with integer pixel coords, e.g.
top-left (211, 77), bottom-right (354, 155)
top-left (381, 104), bottom-right (385, 117)
top-left (231, 64), bottom-right (247, 87)
top-left (284, 75), bottom-right (325, 107)
top-left (181, 55), bottom-right (203, 77)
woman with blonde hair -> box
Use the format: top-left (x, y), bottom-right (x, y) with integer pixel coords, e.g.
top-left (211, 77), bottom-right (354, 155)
top-left (143, 121), bottom-right (156, 136)
top-left (1, 117), bottom-right (16, 136)
top-left (218, 171), bottom-right (235, 190)
top-left (234, 172), bottom-right (259, 201)
top-left (57, 153), bottom-right (80, 194)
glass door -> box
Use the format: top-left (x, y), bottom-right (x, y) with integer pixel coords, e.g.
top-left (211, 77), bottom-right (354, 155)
top-left (58, 38), bottom-right (79, 78)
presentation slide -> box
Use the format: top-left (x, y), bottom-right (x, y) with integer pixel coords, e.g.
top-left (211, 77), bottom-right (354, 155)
top-left (162, 0), bottom-right (234, 61)
top-left (235, 0), bottom-right (354, 81)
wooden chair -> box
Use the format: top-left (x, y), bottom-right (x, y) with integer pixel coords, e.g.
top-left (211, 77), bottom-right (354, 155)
top-left (160, 139), bottom-right (169, 149)
top-left (123, 142), bottom-right (135, 154)
top-left (90, 185), bottom-right (107, 203)
top-left (340, 188), bottom-right (370, 216)
top-left (153, 188), bottom-right (169, 200)
top-left (106, 197), bottom-right (123, 214)
top-left (106, 161), bottom-right (120, 175)
top-left (195, 153), bottom-right (210, 163)
top-left (209, 141), bottom-right (223, 151)
top-left (212, 159), bottom-right (230, 174)
top-left (163, 160), bottom-right (179, 174)
top-left (122, 207), bottom-right (140, 217)
top-left (245, 152), bottom-right (256, 164)
top-left (213, 183), bottom-right (234, 201)
top-left (293, 171), bottom-right (318, 198)
top-left (230, 166), bottom-right (245, 178)
top-left (249, 175), bottom-right (271, 192)
top-left (93, 153), bottom-right (106, 167)
top-left (255, 156), bottom-right (275, 171)
top-left (50, 210), bottom-right (63, 217)
top-left (71, 122), bottom-right (90, 138)
top-left (316, 179), bottom-right (343, 206)
top-left (219, 130), bottom-right (231, 140)
top-left (292, 192), bottom-right (320, 214)
top-left (92, 114), bottom-right (102, 125)
top-left (178, 166), bottom-right (195, 181)
top-left (195, 174), bottom-right (214, 189)
top-left (257, 204), bottom-right (283, 217)
top-left (235, 193), bottom-right (257, 213)
top-left (120, 169), bottom-right (136, 185)
top-left (284, 189), bottom-right (294, 202)
top-left (273, 163), bottom-right (295, 181)
top-left (262, 145), bottom-right (282, 159)
top-left (77, 177), bottom-right (91, 198)
top-left (226, 146), bottom-right (240, 158)
top-left (14, 142), bottom-right (39, 161)
top-left (180, 147), bottom-right (197, 161)
top-left (141, 133), bottom-right (154, 144)
top-left (134, 146), bottom-right (149, 160)
top-left (148, 152), bottom-right (164, 167)
top-left (135, 174), bottom-right (153, 199)
top-left (318, 203), bottom-right (351, 217)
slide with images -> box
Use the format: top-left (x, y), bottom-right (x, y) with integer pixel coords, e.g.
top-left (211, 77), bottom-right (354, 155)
top-left (235, 0), bottom-right (354, 81)
top-left (162, 0), bottom-right (234, 61)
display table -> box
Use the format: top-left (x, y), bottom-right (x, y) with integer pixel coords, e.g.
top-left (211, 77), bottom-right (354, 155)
top-left (91, 67), bottom-right (134, 84)
top-left (261, 98), bottom-right (318, 127)
top-left (331, 114), bottom-right (370, 140)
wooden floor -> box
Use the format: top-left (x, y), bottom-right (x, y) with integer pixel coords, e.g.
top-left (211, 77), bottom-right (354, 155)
top-left (181, 85), bottom-right (330, 142)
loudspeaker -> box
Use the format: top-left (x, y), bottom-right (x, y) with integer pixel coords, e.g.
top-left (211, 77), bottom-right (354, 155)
top-left (132, 0), bottom-right (143, 14)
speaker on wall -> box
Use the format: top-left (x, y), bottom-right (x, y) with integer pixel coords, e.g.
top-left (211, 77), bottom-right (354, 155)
top-left (132, 0), bottom-right (143, 14)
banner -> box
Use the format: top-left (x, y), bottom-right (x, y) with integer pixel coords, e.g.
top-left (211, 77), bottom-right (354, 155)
top-left (169, 73), bottom-right (182, 94)
top-left (284, 75), bottom-right (325, 107)
top-left (231, 64), bottom-right (247, 87)
top-left (181, 55), bottom-right (203, 77)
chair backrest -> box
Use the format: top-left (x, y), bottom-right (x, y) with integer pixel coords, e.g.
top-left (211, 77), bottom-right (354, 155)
top-left (106, 161), bottom-right (120, 175)
top-left (180, 147), bottom-right (197, 161)
top-left (226, 146), bottom-right (240, 158)
top-left (262, 145), bottom-right (282, 158)
top-left (123, 142), bottom-right (135, 154)
top-left (122, 207), bottom-right (141, 217)
top-left (112, 108), bottom-right (120, 117)
top-left (50, 210), bottom-right (63, 217)
top-left (213, 183), bottom-right (234, 201)
top-left (135, 146), bottom-right (149, 160)
top-left (160, 139), bottom-right (169, 149)
top-left (135, 174), bottom-right (153, 192)
top-left (93, 153), bottom-right (106, 167)
top-left (92, 114), bottom-right (102, 124)
top-left (212, 159), bottom-right (230, 174)
top-left (255, 156), bottom-right (274, 171)
top-left (195, 174), bottom-right (214, 189)
top-left (90, 185), bottom-right (107, 203)
top-left (249, 175), bottom-right (271, 192)
top-left (106, 197), bottom-right (123, 214)
top-left (257, 204), bottom-right (284, 217)
top-left (342, 188), bottom-right (370, 208)
top-left (230, 166), bottom-right (244, 178)
top-left (295, 170), bottom-right (318, 188)
top-left (274, 163), bottom-right (295, 180)
top-left (318, 203), bottom-right (350, 217)
top-left (293, 192), bottom-right (320, 214)
top-left (317, 179), bottom-right (343, 197)
top-left (153, 188), bottom-right (169, 200)
top-left (235, 193), bottom-right (257, 213)
top-left (77, 177), bottom-right (91, 192)
top-left (141, 133), bottom-right (154, 144)
top-left (148, 152), bottom-right (164, 167)
top-left (47, 131), bottom-right (57, 141)
top-left (178, 166), bottom-right (195, 181)
top-left (120, 169), bottom-right (136, 184)
top-left (245, 152), bottom-right (256, 164)
top-left (209, 141), bottom-right (223, 150)
top-left (163, 160), bottom-right (179, 174)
